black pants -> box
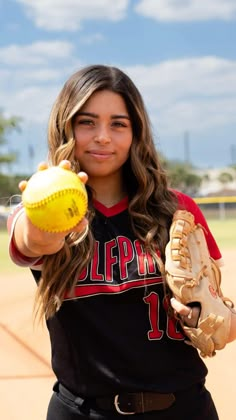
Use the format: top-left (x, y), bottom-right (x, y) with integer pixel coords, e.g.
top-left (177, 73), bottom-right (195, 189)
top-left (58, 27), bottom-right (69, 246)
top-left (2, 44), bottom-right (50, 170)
top-left (46, 382), bottom-right (219, 420)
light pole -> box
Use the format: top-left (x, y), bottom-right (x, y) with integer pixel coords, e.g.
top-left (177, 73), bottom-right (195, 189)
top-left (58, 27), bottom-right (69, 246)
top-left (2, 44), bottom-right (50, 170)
top-left (184, 131), bottom-right (190, 165)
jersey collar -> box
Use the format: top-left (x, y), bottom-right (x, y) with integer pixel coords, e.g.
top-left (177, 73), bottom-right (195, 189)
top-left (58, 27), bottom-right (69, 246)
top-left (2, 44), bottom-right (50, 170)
top-left (93, 196), bottom-right (128, 217)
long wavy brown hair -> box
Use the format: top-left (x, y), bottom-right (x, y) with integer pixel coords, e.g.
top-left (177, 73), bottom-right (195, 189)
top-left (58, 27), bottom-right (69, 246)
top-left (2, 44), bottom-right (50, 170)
top-left (35, 64), bottom-right (178, 319)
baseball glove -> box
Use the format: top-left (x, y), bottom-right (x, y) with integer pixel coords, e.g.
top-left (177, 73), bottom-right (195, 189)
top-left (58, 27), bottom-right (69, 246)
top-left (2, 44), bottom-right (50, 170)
top-left (165, 209), bottom-right (235, 357)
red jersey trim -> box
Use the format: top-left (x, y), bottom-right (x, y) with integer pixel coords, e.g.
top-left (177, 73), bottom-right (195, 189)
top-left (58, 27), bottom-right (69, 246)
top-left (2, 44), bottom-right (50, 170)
top-left (173, 190), bottom-right (222, 262)
top-left (93, 196), bottom-right (128, 217)
top-left (7, 202), bottom-right (43, 268)
top-left (7, 191), bottom-right (222, 267)
top-left (64, 276), bottom-right (163, 300)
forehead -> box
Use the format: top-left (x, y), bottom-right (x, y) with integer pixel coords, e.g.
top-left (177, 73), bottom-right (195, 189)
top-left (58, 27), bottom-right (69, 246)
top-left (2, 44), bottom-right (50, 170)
top-left (81, 90), bottom-right (128, 114)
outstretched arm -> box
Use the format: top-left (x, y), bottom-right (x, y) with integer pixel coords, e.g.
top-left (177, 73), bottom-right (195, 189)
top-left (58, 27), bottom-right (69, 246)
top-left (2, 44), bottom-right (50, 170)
top-left (8, 160), bottom-right (88, 259)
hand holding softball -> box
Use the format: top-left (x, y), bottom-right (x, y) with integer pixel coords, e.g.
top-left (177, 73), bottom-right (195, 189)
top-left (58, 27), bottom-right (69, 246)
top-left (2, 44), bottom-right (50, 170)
top-left (19, 161), bottom-right (88, 233)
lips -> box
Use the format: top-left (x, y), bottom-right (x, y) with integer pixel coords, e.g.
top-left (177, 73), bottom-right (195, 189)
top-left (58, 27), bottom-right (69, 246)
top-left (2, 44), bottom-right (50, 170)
top-left (87, 150), bottom-right (114, 159)
top-left (88, 149), bottom-right (113, 155)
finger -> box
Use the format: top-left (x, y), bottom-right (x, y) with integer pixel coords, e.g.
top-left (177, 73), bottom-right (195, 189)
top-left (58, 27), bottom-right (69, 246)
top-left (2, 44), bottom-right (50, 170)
top-left (58, 161), bottom-right (88, 184)
top-left (59, 160), bottom-right (71, 170)
top-left (18, 180), bottom-right (27, 192)
top-left (37, 161), bottom-right (49, 171)
top-left (71, 219), bottom-right (89, 244)
top-left (170, 297), bottom-right (192, 317)
top-left (72, 217), bottom-right (88, 233)
top-left (77, 171), bottom-right (88, 184)
top-left (171, 298), bottom-right (201, 328)
top-left (50, 218), bottom-right (88, 236)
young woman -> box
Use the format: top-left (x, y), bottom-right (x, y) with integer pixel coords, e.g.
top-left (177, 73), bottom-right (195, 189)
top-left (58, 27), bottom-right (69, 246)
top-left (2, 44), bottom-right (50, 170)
top-left (7, 65), bottom-right (236, 419)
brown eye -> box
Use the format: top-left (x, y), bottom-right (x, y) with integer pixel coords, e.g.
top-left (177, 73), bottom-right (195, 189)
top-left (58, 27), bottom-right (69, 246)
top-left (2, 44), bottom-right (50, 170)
top-left (113, 121), bottom-right (126, 127)
top-left (78, 119), bottom-right (94, 125)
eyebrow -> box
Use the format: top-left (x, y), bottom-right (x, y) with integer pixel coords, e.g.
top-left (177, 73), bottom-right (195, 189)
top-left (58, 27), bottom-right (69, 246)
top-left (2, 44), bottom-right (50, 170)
top-left (77, 111), bottom-right (130, 120)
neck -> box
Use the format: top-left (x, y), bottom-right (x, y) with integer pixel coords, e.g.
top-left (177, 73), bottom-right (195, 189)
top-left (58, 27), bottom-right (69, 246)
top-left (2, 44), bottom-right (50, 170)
top-left (88, 174), bottom-right (127, 207)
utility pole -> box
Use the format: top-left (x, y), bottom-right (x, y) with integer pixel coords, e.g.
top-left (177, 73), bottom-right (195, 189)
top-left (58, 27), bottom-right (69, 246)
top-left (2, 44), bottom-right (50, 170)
top-left (230, 144), bottom-right (236, 165)
top-left (184, 131), bottom-right (190, 165)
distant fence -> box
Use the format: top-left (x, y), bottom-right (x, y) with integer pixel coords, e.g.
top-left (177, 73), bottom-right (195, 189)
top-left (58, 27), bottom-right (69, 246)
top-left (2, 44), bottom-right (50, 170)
top-left (0, 196), bottom-right (21, 229)
top-left (1, 196), bottom-right (236, 230)
top-left (194, 196), bottom-right (236, 219)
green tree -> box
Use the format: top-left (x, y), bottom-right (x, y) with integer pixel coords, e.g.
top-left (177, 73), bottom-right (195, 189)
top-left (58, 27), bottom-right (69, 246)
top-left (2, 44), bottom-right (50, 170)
top-left (165, 160), bottom-right (202, 196)
top-left (184, 172), bottom-right (202, 196)
top-left (0, 111), bottom-right (22, 167)
top-left (218, 171), bottom-right (233, 185)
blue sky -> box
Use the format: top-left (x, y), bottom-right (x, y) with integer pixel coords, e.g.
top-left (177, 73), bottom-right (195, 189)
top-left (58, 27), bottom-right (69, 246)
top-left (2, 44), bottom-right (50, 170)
top-left (1, 0), bottom-right (236, 174)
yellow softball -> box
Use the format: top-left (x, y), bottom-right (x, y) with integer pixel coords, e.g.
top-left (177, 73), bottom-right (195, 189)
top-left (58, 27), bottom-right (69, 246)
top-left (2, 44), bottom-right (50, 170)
top-left (21, 165), bottom-right (88, 233)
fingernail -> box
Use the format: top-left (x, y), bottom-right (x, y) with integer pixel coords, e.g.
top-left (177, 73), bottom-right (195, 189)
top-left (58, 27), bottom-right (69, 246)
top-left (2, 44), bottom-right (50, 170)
top-left (187, 309), bottom-right (193, 319)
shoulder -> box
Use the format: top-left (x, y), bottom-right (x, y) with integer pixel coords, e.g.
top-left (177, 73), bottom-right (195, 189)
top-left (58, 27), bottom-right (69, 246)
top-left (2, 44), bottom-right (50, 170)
top-left (171, 190), bottom-right (204, 224)
top-left (171, 189), bottom-right (222, 262)
top-left (172, 189), bottom-right (198, 212)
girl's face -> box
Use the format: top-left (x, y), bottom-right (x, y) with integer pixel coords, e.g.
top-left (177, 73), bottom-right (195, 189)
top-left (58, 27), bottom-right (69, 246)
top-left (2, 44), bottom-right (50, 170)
top-left (73, 90), bottom-right (133, 179)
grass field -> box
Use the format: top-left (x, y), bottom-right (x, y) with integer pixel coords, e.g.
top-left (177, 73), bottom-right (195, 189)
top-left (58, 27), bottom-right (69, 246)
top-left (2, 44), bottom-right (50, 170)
top-left (0, 230), bottom-right (18, 272)
top-left (207, 219), bottom-right (236, 248)
top-left (1, 219), bottom-right (236, 272)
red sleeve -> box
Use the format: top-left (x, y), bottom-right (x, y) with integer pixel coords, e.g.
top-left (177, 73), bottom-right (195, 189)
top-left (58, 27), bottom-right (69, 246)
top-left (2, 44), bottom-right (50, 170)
top-left (173, 190), bottom-right (222, 262)
top-left (7, 203), bottom-right (43, 268)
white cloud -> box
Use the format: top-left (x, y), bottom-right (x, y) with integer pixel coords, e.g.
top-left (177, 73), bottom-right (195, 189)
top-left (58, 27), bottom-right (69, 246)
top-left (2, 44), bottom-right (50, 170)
top-left (128, 57), bottom-right (236, 101)
top-left (155, 97), bottom-right (236, 136)
top-left (125, 56), bottom-right (236, 134)
top-left (16, 0), bottom-right (129, 31)
top-left (79, 33), bottom-right (105, 45)
top-left (1, 86), bottom-right (57, 123)
top-left (135, 0), bottom-right (236, 22)
top-left (0, 41), bottom-right (74, 66)
top-left (1, 40), bottom-right (236, 143)
top-left (0, 41), bottom-right (84, 124)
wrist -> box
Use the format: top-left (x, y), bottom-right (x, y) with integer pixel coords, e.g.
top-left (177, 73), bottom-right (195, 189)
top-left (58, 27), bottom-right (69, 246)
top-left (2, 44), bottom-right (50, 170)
top-left (14, 211), bottom-right (65, 257)
top-left (22, 233), bottom-right (65, 256)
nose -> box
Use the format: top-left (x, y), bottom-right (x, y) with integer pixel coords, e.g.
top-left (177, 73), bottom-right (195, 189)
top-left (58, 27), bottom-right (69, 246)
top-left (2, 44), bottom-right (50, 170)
top-left (94, 125), bottom-right (111, 144)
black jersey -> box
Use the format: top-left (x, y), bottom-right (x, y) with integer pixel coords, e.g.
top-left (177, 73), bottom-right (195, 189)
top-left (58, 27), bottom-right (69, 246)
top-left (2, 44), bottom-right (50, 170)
top-left (8, 192), bottom-right (222, 397)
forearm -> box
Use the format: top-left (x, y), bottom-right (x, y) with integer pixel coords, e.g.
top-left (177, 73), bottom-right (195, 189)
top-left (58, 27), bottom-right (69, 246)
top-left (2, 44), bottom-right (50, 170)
top-left (9, 203), bottom-right (89, 260)
top-left (8, 162), bottom-right (89, 260)
top-left (7, 202), bottom-right (66, 259)
top-left (13, 210), bottom-right (65, 257)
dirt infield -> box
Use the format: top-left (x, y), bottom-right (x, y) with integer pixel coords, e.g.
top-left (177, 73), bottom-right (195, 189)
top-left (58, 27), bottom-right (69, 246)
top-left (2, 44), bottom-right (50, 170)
top-left (0, 250), bottom-right (236, 420)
